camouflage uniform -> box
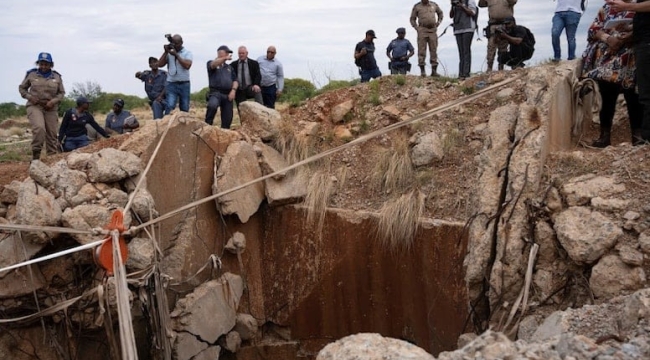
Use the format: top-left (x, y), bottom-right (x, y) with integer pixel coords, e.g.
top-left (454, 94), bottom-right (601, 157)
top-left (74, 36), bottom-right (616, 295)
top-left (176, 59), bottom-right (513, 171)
top-left (410, 1), bottom-right (444, 75)
top-left (19, 68), bottom-right (65, 157)
top-left (478, 0), bottom-right (517, 71)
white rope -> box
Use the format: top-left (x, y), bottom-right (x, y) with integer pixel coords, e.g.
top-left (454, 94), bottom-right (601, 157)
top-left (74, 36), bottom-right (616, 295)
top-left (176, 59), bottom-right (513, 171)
top-left (111, 230), bottom-right (138, 360)
top-left (0, 238), bottom-right (107, 274)
top-left (0, 223), bottom-right (105, 235)
top-left (132, 75), bottom-right (523, 233)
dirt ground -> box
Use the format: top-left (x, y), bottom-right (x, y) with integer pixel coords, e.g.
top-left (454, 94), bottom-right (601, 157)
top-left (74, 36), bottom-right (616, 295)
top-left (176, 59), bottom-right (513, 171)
top-left (0, 68), bottom-right (644, 223)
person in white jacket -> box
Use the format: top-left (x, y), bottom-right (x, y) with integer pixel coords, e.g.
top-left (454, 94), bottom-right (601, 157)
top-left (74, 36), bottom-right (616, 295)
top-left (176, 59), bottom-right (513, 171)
top-left (552, 0), bottom-right (586, 61)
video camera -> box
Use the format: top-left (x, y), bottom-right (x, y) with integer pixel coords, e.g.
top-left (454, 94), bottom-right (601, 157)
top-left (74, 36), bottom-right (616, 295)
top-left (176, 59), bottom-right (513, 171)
top-left (494, 25), bottom-right (506, 34)
top-left (164, 34), bottom-right (174, 51)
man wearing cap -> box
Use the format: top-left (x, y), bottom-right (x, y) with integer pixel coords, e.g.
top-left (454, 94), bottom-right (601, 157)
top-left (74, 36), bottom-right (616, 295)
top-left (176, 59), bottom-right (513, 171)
top-left (450, 0), bottom-right (478, 80)
top-left (495, 17), bottom-right (534, 68)
top-left (105, 99), bottom-right (139, 134)
top-left (257, 46), bottom-right (284, 109)
top-left (478, 0), bottom-right (518, 72)
top-left (58, 97), bottom-right (109, 152)
top-left (386, 28), bottom-right (415, 75)
top-left (205, 45), bottom-right (238, 129)
top-left (230, 46), bottom-right (263, 109)
top-left (135, 56), bottom-right (168, 119)
top-left (410, 0), bottom-right (444, 77)
top-left (355, 30), bottom-right (382, 82)
top-left (18, 52), bottom-right (66, 160)
top-left (157, 34), bottom-right (193, 112)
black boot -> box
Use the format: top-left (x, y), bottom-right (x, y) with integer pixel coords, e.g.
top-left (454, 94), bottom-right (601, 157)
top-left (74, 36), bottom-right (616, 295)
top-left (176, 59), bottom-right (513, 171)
top-left (591, 128), bottom-right (611, 148)
top-left (632, 129), bottom-right (645, 146)
top-left (32, 150), bottom-right (41, 160)
top-left (431, 65), bottom-right (440, 77)
top-left (419, 65), bottom-right (426, 77)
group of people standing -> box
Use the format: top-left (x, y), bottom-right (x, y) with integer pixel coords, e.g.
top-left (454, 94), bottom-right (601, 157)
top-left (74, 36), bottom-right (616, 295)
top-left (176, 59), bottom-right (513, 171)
top-left (354, 0), bottom-right (534, 83)
top-left (134, 34), bottom-right (284, 129)
top-left (18, 53), bottom-right (139, 158)
top-left (18, 35), bottom-right (285, 159)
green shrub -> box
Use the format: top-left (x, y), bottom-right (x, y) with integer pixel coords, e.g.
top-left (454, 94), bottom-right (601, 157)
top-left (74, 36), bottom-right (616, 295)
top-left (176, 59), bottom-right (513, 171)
top-left (191, 87), bottom-right (209, 106)
top-left (0, 102), bottom-right (26, 122)
top-left (283, 78), bottom-right (317, 105)
top-left (317, 79), bottom-right (357, 94)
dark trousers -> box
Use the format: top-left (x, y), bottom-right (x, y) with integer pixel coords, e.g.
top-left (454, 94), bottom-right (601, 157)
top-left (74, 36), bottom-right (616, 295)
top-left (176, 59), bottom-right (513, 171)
top-left (637, 42), bottom-right (650, 139)
top-left (598, 80), bottom-right (643, 130)
top-left (235, 86), bottom-right (263, 108)
top-left (205, 92), bottom-right (234, 129)
top-left (498, 44), bottom-right (533, 68)
top-left (261, 85), bottom-right (278, 109)
top-left (455, 32), bottom-right (474, 78)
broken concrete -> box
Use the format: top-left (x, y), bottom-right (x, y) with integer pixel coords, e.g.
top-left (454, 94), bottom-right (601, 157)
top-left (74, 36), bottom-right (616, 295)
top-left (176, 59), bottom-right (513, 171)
top-left (238, 101), bottom-right (281, 141)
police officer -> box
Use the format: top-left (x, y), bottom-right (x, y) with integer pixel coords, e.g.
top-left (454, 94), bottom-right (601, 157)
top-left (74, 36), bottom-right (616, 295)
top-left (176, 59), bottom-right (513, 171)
top-left (135, 56), bottom-right (168, 120)
top-left (205, 45), bottom-right (239, 129)
top-left (386, 27), bottom-right (415, 74)
top-left (410, 0), bottom-right (444, 77)
top-left (18, 52), bottom-right (65, 160)
top-left (478, 0), bottom-right (518, 72)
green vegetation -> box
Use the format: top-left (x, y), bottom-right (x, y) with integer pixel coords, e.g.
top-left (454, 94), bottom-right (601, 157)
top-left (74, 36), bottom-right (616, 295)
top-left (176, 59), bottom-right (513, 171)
top-left (393, 75), bottom-right (406, 86)
top-left (283, 78), bottom-right (317, 106)
top-left (0, 103), bottom-right (26, 122)
top-left (0, 143), bottom-right (30, 162)
top-left (368, 80), bottom-right (382, 106)
top-left (460, 85), bottom-right (475, 95)
top-left (191, 87), bottom-right (210, 107)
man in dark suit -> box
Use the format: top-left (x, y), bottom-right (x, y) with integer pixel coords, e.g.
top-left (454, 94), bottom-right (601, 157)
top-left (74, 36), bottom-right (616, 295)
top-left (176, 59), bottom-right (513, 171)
top-left (231, 46), bottom-right (263, 109)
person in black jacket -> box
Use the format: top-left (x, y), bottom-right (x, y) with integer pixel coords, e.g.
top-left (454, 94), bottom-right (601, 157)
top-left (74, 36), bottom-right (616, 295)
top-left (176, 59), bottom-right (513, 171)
top-left (231, 46), bottom-right (263, 107)
top-left (58, 97), bottom-right (109, 152)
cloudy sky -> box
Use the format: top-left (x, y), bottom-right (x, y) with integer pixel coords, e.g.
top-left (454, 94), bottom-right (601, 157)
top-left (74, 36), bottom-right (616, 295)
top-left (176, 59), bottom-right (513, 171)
top-left (2, 0), bottom-right (599, 104)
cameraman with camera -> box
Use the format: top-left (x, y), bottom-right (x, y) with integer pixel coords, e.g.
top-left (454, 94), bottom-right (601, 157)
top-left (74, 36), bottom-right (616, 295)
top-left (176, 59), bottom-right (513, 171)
top-left (157, 34), bottom-right (193, 113)
top-left (450, 0), bottom-right (478, 80)
top-left (478, 0), bottom-right (517, 72)
top-left (495, 16), bottom-right (534, 69)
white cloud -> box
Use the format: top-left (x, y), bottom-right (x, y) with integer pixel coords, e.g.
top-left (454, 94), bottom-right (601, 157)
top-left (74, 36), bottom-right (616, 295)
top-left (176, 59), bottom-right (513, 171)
top-left (2, 0), bottom-right (599, 104)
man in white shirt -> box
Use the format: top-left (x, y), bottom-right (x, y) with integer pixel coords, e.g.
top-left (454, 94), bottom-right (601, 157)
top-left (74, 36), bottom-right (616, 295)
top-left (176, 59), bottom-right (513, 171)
top-left (257, 46), bottom-right (284, 109)
top-left (552, 0), bottom-right (585, 61)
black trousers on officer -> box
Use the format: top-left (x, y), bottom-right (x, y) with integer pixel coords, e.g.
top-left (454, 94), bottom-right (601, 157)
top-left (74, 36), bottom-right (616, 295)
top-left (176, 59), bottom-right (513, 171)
top-left (498, 44), bottom-right (533, 69)
top-left (205, 91), bottom-right (234, 129)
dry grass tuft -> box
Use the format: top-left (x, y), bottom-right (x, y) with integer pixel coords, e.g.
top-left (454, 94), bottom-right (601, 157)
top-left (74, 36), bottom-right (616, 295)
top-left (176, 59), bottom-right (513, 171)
top-left (8, 127), bottom-right (26, 136)
top-left (376, 190), bottom-right (425, 252)
top-left (371, 135), bottom-right (414, 192)
top-left (273, 116), bottom-right (314, 164)
top-left (304, 167), bottom-right (335, 236)
top-left (442, 128), bottom-right (463, 155)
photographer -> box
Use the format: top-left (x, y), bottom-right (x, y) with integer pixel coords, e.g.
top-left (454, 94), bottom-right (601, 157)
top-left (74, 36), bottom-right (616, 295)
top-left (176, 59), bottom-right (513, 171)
top-left (450, 0), bottom-right (478, 80)
top-left (478, 0), bottom-right (518, 72)
top-left (157, 34), bottom-right (193, 113)
top-left (495, 16), bottom-right (534, 69)
top-left (386, 27), bottom-right (415, 74)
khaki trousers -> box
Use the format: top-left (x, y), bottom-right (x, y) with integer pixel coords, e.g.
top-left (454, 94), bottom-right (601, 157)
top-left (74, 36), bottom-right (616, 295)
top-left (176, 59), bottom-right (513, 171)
top-left (417, 26), bottom-right (439, 67)
top-left (486, 25), bottom-right (510, 70)
top-left (27, 105), bottom-right (59, 154)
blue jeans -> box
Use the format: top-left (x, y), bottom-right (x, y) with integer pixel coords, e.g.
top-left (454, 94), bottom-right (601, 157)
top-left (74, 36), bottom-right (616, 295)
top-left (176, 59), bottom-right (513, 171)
top-left (63, 135), bottom-right (89, 152)
top-left (166, 81), bottom-right (190, 112)
top-left (151, 99), bottom-right (169, 119)
top-left (261, 85), bottom-right (278, 109)
top-left (360, 67), bottom-right (382, 83)
top-left (205, 92), bottom-right (234, 129)
top-left (552, 11), bottom-right (582, 60)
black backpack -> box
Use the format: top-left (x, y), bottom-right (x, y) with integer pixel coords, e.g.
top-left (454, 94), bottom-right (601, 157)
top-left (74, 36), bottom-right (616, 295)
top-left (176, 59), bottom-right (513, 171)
top-left (522, 26), bottom-right (536, 49)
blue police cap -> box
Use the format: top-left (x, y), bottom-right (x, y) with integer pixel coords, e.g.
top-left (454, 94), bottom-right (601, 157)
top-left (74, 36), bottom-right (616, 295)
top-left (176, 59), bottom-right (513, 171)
top-left (36, 52), bottom-right (53, 64)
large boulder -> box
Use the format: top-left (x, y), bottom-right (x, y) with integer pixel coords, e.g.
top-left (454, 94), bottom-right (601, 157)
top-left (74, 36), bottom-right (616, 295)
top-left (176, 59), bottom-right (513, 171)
top-left (172, 332), bottom-right (208, 360)
top-left (29, 160), bottom-right (56, 188)
top-left (129, 188), bottom-right (158, 222)
top-left (0, 180), bottom-right (22, 204)
top-left (0, 233), bottom-right (47, 298)
top-left (265, 170), bottom-right (307, 207)
top-left (560, 175), bottom-right (626, 206)
top-left (330, 99), bottom-right (354, 124)
top-left (255, 142), bottom-right (288, 180)
top-left (590, 254), bottom-right (646, 299)
top-left (86, 148), bottom-right (142, 183)
top-left (411, 131), bottom-right (444, 166)
top-left (214, 141), bottom-right (265, 223)
top-left (61, 205), bottom-right (130, 245)
top-left (51, 161), bottom-right (88, 205)
top-left (238, 101), bottom-right (281, 141)
top-left (316, 333), bottom-right (435, 360)
top-left (15, 179), bottom-right (62, 244)
top-left (553, 206), bottom-right (622, 264)
top-left (170, 273), bottom-right (244, 344)
top-left (126, 237), bottom-right (154, 271)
